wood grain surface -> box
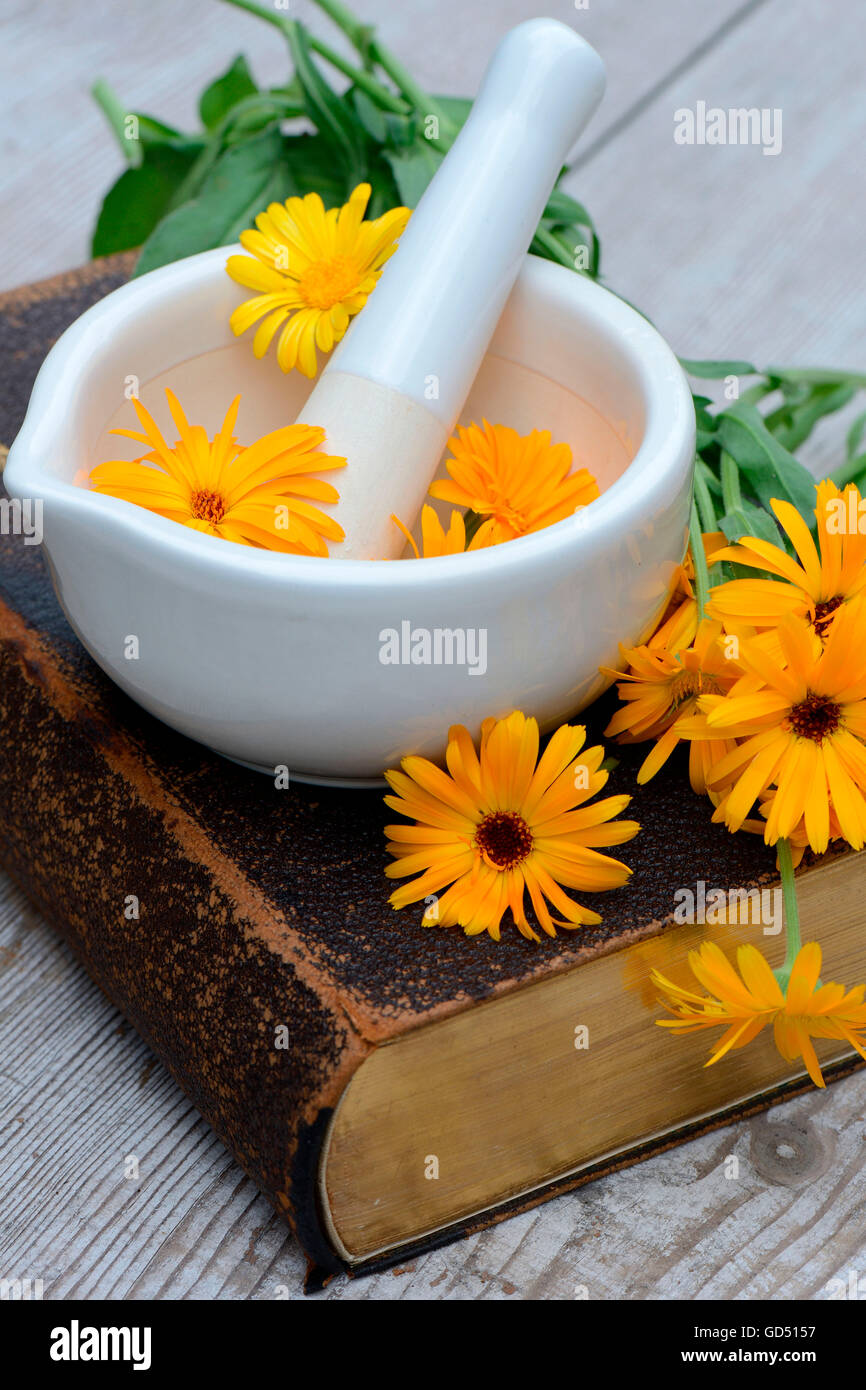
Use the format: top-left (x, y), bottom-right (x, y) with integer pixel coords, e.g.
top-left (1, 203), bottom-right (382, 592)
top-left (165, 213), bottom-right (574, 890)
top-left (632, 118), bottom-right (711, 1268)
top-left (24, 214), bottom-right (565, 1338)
top-left (2, 0), bottom-right (866, 1300)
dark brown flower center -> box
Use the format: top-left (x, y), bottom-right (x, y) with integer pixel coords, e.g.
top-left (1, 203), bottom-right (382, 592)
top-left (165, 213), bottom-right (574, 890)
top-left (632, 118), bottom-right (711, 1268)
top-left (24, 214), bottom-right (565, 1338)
top-left (190, 488), bottom-right (226, 526)
top-left (670, 669), bottom-right (721, 710)
top-left (788, 691), bottom-right (841, 742)
top-left (475, 811), bottom-right (533, 869)
top-left (812, 595), bottom-right (844, 638)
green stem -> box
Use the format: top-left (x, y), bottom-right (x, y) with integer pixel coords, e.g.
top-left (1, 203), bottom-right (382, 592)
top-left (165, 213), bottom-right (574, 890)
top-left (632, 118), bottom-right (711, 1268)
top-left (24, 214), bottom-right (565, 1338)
top-left (308, 36), bottom-right (408, 113)
top-left (720, 449), bottom-right (742, 514)
top-left (221, 0), bottom-right (432, 145)
top-left (689, 499), bottom-right (710, 621)
top-left (693, 461), bottom-right (718, 535)
top-left (366, 39), bottom-right (457, 146)
top-left (91, 79), bottom-right (142, 166)
top-left (220, 0), bottom-right (287, 31)
top-left (775, 837), bottom-right (801, 991)
top-left (224, 0), bottom-right (456, 141)
top-left (307, 0), bottom-right (370, 47)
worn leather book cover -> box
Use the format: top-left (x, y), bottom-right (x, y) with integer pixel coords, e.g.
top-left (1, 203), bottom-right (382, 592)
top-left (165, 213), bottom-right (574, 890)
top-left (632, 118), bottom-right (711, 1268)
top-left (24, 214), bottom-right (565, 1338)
top-left (0, 259), bottom-right (862, 1290)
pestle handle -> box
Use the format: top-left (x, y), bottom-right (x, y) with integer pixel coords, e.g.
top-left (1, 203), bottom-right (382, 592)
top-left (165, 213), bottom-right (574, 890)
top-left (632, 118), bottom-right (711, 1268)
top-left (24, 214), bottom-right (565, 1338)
top-left (301, 19), bottom-right (605, 559)
top-left (332, 18), bottom-right (606, 422)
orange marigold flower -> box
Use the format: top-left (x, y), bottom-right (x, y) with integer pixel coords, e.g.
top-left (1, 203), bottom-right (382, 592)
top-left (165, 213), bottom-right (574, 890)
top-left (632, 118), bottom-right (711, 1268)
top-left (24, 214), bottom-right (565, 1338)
top-left (652, 940), bottom-right (866, 1088)
top-left (602, 618), bottom-right (741, 794)
top-left (384, 711), bottom-right (639, 942)
top-left (429, 420), bottom-right (598, 545)
top-left (682, 600), bottom-right (866, 853)
top-left (88, 390), bottom-right (346, 556)
top-left (707, 481), bottom-right (866, 640)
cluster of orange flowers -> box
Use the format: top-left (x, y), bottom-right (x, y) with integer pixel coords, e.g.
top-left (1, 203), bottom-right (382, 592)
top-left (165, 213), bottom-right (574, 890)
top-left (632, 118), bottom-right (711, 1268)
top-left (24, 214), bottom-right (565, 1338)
top-left (606, 479), bottom-right (866, 1085)
top-left (607, 480), bottom-right (866, 859)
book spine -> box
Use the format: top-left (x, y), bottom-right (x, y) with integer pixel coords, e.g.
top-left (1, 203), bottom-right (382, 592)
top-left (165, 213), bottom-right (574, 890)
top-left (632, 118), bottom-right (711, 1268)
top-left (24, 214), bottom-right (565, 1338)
top-left (0, 596), bottom-right (363, 1289)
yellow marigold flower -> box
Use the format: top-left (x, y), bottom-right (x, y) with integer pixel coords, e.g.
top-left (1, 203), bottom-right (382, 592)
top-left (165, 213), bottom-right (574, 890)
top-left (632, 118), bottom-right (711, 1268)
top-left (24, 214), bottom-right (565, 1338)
top-left (390, 503), bottom-right (497, 558)
top-left (707, 480), bottom-right (866, 639)
top-left (428, 420), bottom-right (599, 545)
top-left (602, 618), bottom-right (741, 794)
top-left (226, 182), bottom-right (411, 377)
top-left (650, 531), bottom-right (727, 651)
top-left (683, 599), bottom-right (866, 853)
top-left (89, 390), bottom-right (346, 556)
top-left (652, 940), bottom-right (866, 1088)
top-left (384, 711), bottom-right (639, 942)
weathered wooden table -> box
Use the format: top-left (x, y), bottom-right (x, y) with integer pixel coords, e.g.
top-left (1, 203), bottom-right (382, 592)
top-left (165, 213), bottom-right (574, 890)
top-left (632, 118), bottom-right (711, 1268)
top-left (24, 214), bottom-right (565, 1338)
top-left (2, 0), bottom-right (866, 1299)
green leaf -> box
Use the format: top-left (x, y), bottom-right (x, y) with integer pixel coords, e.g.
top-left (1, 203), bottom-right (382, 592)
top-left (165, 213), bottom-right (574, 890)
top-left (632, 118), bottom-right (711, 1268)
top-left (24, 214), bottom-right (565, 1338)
top-left (383, 140), bottom-right (442, 207)
top-left (765, 366), bottom-right (866, 388)
top-left (536, 184), bottom-right (600, 275)
top-left (679, 358), bottom-right (758, 379)
top-left (533, 222), bottom-right (597, 276)
top-left (716, 401), bottom-right (817, 519)
top-left (133, 114), bottom-right (189, 146)
top-left (364, 152), bottom-right (404, 219)
top-left (166, 91), bottom-right (303, 209)
top-left (764, 382), bottom-right (856, 452)
top-left (847, 410), bottom-right (866, 461)
top-left (543, 187), bottom-right (595, 231)
top-left (352, 88), bottom-right (415, 147)
top-left (91, 143), bottom-right (202, 256)
top-left (272, 131), bottom-right (348, 205)
top-left (718, 501), bottom-right (784, 548)
top-left (692, 395), bottom-right (719, 456)
top-left (134, 128), bottom-right (289, 274)
top-left (133, 128), bottom-right (352, 275)
top-left (199, 55), bottom-right (258, 129)
top-left (284, 19), bottom-right (365, 190)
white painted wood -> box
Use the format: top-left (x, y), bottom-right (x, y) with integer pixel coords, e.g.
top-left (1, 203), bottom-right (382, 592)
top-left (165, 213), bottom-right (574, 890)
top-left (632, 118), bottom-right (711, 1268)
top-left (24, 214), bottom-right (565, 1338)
top-left (3, 0), bottom-right (866, 1300)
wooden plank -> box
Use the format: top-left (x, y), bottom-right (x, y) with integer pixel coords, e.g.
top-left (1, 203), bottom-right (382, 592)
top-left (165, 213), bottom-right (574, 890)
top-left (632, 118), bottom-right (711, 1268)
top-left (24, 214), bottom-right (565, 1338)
top-left (3, 0), bottom-right (866, 1301)
top-left (566, 0), bottom-right (866, 474)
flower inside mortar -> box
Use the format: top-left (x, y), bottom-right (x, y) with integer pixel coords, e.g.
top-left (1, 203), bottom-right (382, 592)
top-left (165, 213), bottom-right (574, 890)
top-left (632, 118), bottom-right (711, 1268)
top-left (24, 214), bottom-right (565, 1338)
top-left (429, 420), bottom-right (599, 544)
top-left (384, 711), bottom-right (639, 942)
top-left (88, 390), bottom-right (346, 556)
top-left (390, 504), bottom-right (496, 558)
top-left (226, 182), bottom-right (411, 377)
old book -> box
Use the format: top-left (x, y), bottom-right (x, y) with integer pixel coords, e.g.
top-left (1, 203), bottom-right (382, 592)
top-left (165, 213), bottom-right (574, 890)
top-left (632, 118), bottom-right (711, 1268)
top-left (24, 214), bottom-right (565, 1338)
top-left (0, 260), bottom-right (863, 1289)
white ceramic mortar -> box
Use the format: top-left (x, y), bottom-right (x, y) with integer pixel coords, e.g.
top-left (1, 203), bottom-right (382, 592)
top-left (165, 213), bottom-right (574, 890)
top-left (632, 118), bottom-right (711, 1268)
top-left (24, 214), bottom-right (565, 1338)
top-left (4, 249), bottom-right (695, 784)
